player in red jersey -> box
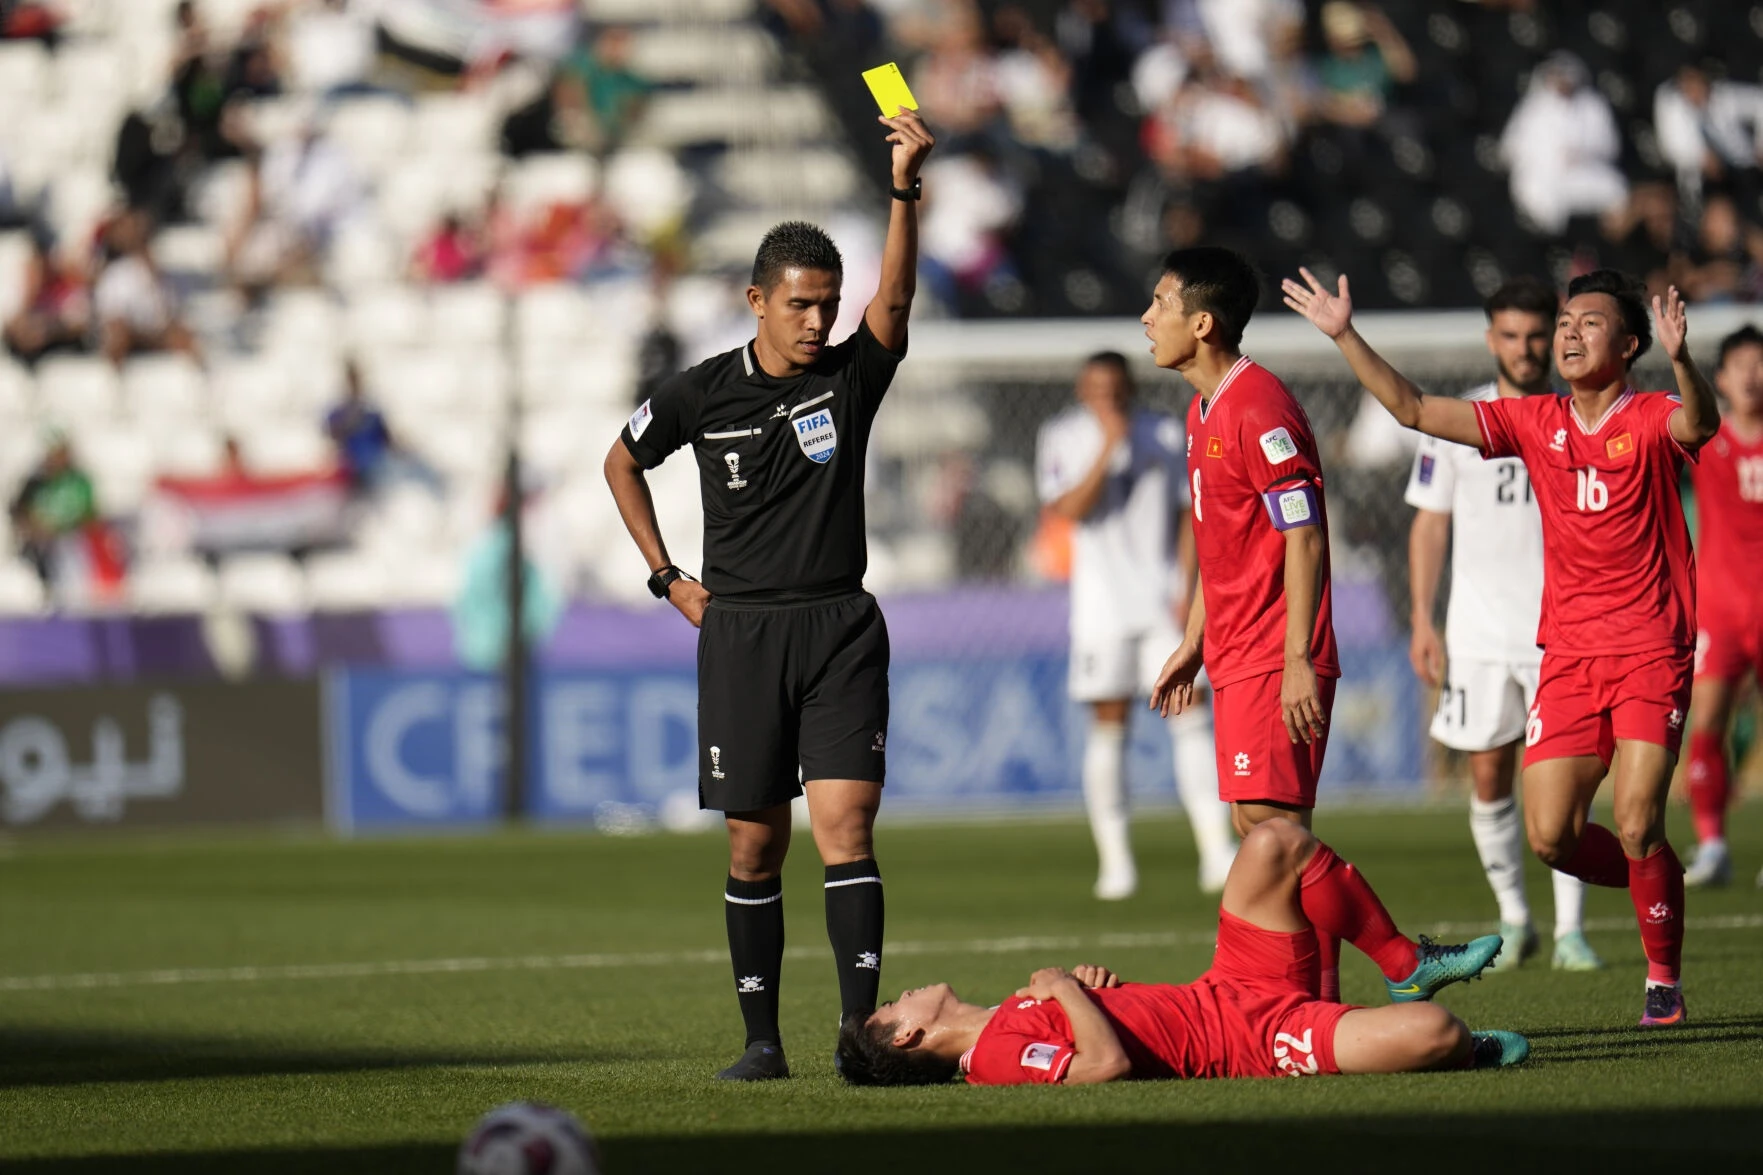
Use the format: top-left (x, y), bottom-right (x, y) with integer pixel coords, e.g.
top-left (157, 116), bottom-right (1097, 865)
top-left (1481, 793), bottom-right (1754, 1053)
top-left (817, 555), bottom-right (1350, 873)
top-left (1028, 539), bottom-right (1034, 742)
top-left (1144, 248), bottom-right (1501, 1005)
top-left (1284, 266), bottom-right (1720, 1028)
top-left (1683, 325), bottom-right (1763, 888)
top-left (833, 820), bottom-right (1525, 1086)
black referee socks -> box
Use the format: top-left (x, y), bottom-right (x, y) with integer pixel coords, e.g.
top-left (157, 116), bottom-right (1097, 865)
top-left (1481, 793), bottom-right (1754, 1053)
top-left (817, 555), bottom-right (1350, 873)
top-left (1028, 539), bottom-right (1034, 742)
top-left (724, 875), bottom-right (784, 1048)
top-left (824, 859), bottom-right (885, 1018)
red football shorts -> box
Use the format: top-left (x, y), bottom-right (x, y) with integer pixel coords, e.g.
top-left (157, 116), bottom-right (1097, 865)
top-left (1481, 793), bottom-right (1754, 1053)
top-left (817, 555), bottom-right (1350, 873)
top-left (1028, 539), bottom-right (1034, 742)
top-left (1524, 649), bottom-right (1694, 767)
top-left (1200, 910), bottom-right (1353, 1079)
top-left (1695, 618), bottom-right (1763, 687)
top-left (1212, 671), bottom-right (1337, 807)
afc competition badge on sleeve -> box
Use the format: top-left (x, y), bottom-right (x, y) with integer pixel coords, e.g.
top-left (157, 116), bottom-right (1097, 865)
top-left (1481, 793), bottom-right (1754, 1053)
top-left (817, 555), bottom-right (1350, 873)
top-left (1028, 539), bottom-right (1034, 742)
top-left (1259, 426), bottom-right (1299, 465)
top-left (628, 399), bottom-right (654, 441)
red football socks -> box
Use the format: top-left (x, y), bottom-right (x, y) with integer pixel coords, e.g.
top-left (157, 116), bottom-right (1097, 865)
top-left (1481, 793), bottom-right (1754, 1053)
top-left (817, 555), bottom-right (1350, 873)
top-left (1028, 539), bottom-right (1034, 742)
top-left (1559, 822), bottom-right (1630, 888)
top-left (1687, 730), bottom-right (1730, 845)
top-left (1299, 843), bottom-right (1419, 983)
top-left (1629, 843), bottom-right (1685, 986)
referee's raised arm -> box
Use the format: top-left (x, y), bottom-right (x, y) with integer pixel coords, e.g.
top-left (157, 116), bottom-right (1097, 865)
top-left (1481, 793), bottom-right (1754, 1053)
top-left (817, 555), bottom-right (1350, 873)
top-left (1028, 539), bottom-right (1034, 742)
top-left (864, 108), bottom-right (934, 354)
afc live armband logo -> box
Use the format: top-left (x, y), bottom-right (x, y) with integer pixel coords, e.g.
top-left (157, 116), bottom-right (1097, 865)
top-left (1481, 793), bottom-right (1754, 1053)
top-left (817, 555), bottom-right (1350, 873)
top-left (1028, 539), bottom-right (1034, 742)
top-left (1262, 482), bottom-right (1318, 530)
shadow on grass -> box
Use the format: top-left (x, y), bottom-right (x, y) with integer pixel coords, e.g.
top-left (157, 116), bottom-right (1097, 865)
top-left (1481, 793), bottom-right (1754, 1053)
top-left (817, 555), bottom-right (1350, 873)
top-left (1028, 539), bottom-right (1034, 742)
top-left (0, 1027), bottom-right (633, 1088)
top-left (8, 1110), bottom-right (1761, 1174)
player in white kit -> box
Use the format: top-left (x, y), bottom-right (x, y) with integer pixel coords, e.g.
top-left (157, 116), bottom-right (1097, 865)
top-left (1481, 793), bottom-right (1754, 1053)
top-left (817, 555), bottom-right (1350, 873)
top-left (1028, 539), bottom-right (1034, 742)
top-left (1036, 352), bottom-right (1238, 899)
top-left (1403, 278), bottom-right (1603, 972)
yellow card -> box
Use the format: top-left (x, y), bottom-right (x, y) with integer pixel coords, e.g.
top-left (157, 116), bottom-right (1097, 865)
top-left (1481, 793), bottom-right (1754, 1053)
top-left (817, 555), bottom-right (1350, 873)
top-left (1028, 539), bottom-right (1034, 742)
top-left (862, 62), bottom-right (918, 116)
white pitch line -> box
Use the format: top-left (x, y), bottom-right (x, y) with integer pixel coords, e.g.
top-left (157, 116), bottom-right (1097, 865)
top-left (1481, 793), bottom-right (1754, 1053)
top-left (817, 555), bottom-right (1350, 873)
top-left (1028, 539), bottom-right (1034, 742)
top-left (3, 914), bottom-right (1757, 994)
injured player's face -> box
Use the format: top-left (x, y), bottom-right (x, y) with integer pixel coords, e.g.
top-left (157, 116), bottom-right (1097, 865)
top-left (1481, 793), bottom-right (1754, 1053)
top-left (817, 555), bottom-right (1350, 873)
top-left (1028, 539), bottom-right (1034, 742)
top-left (875, 982), bottom-right (961, 1041)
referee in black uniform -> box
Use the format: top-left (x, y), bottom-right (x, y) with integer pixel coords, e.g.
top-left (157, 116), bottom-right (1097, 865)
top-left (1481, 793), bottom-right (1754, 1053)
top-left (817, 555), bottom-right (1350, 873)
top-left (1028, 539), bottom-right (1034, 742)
top-left (604, 108), bottom-right (934, 1081)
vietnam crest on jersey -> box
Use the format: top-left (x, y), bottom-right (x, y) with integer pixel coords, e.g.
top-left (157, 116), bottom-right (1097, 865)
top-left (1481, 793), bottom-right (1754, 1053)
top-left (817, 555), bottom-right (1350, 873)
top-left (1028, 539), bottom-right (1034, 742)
top-left (794, 408), bottom-right (838, 463)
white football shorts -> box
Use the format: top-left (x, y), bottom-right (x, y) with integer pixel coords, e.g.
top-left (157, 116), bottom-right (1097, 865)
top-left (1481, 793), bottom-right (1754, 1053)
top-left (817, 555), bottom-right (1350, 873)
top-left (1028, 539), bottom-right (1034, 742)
top-left (1430, 657), bottom-right (1540, 752)
top-left (1069, 625), bottom-right (1202, 702)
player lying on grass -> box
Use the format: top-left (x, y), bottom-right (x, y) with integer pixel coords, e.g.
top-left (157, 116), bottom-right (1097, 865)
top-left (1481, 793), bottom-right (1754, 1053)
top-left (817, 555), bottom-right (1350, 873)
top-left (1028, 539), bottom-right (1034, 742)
top-left (836, 821), bottom-right (1522, 1086)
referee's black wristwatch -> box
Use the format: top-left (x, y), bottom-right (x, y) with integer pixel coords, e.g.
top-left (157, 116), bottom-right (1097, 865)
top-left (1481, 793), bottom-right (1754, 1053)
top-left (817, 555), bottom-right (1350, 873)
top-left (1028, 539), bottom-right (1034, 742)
top-left (647, 565), bottom-right (694, 599)
top-left (890, 177), bottom-right (922, 201)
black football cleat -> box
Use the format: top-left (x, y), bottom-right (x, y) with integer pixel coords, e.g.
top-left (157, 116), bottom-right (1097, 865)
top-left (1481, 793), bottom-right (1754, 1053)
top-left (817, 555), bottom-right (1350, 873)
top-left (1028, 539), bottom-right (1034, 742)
top-left (715, 1041), bottom-right (790, 1081)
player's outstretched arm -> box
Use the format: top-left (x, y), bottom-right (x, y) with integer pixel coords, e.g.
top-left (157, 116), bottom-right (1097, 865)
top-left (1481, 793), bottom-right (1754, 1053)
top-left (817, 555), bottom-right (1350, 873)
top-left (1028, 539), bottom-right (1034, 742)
top-left (604, 439), bottom-right (709, 627)
top-left (1015, 968), bottom-right (1130, 1084)
top-left (1656, 285), bottom-right (1719, 449)
top-left (864, 108), bottom-right (934, 354)
top-left (1281, 269), bottom-right (1483, 448)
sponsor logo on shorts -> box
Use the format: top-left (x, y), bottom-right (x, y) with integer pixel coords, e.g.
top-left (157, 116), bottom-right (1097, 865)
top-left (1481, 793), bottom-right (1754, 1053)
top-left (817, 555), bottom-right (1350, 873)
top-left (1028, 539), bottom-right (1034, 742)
top-left (1233, 751), bottom-right (1251, 776)
top-left (872, 730), bottom-right (887, 753)
top-left (1021, 1043), bottom-right (1060, 1071)
top-left (1525, 705), bottom-right (1543, 747)
top-left (1016, 999), bottom-right (1038, 1010)
top-left (710, 746), bottom-right (726, 780)
top-left (1259, 427), bottom-right (1299, 464)
top-left (1667, 708), bottom-right (1684, 730)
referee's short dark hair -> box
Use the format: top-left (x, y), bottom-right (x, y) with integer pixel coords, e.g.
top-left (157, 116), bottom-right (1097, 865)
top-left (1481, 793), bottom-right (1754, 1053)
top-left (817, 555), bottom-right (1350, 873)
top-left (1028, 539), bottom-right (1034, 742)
top-left (1160, 247), bottom-right (1260, 349)
top-left (752, 221), bottom-right (844, 292)
top-left (835, 1014), bottom-right (960, 1087)
top-left (1566, 269), bottom-right (1651, 365)
top-left (1484, 276), bottom-right (1558, 322)
top-left (1717, 324), bottom-right (1763, 370)
top-left (1083, 350), bottom-right (1134, 387)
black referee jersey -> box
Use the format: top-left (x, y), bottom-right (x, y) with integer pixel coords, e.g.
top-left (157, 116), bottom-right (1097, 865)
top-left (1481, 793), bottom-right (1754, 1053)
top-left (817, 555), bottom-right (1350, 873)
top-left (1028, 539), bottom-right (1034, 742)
top-left (621, 321), bottom-right (904, 601)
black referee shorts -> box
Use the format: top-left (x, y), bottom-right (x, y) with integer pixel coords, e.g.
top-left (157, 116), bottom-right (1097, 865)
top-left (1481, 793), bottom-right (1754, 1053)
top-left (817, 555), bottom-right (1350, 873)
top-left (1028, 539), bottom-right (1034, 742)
top-left (697, 592), bottom-right (890, 813)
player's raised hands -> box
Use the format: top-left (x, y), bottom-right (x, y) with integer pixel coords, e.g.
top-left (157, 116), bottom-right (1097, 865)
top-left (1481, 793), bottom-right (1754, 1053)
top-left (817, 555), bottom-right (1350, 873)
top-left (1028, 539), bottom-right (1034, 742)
top-left (1070, 964), bottom-right (1122, 990)
top-left (879, 107), bottom-right (935, 187)
top-left (1654, 284), bottom-right (1689, 363)
top-left (1282, 268), bottom-right (1354, 339)
top-left (1150, 640), bottom-right (1204, 718)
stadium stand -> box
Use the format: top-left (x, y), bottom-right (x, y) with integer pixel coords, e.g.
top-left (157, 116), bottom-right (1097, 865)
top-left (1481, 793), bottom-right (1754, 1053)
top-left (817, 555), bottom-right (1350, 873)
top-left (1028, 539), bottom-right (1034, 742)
top-left (1, 0), bottom-right (1761, 618)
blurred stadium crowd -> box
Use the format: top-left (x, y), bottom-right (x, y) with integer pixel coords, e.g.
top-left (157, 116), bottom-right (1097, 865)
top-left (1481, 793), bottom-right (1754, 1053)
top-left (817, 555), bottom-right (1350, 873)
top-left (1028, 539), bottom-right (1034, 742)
top-left (1, 0), bottom-right (1761, 624)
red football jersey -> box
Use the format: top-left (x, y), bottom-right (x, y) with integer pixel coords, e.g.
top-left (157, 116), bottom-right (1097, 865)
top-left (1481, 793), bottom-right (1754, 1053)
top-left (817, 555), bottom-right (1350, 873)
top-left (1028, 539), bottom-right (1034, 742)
top-left (1688, 421), bottom-right (1763, 630)
top-left (1474, 390), bottom-right (1697, 657)
top-left (1185, 358), bottom-right (1339, 688)
top-left (961, 983), bottom-right (1223, 1085)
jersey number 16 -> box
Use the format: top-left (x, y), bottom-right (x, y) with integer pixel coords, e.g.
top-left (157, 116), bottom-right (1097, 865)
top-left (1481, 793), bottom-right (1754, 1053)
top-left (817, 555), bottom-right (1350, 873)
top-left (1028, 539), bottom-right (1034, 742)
top-left (1575, 467), bottom-right (1609, 513)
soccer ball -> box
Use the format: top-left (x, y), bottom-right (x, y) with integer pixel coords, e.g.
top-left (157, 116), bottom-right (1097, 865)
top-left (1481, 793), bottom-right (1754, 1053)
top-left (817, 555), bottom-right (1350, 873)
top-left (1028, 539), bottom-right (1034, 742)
top-left (457, 1102), bottom-right (602, 1175)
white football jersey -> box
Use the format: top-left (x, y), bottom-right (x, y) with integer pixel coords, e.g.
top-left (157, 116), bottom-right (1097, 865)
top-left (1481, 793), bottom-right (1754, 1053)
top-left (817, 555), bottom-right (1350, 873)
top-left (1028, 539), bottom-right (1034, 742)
top-left (1403, 382), bottom-right (1545, 662)
top-left (1036, 405), bottom-right (1188, 640)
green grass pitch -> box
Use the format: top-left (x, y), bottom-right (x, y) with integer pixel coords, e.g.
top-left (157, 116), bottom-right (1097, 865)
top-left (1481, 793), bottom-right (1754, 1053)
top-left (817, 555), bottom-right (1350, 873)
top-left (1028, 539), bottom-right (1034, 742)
top-left (2, 805), bottom-right (1760, 1174)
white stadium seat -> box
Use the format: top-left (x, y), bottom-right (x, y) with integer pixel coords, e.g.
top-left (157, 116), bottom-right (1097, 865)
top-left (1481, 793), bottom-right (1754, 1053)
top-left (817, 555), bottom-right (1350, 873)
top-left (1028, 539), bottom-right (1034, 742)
top-left (0, 356), bottom-right (33, 419)
top-left (217, 552), bottom-right (308, 615)
top-left (305, 551), bottom-right (390, 612)
top-left (504, 153), bottom-right (598, 219)
top-left (0, 41), bottom-right (49, 112)
top-left (122, 354), bottom-right (209, 422)
top-left (239, 422), bottom-right (332, 475)
top-left (410, 92), bottom-right (497, 157)
top-left (516, 286), bottom-right (594, 349)
top-left (154, 426), bottom-right (226, 479)
top-left (128, 555), bottom-right (219, 615)
top-left (346, 286), bottom-right (429, 350)
top-left (603, 149), bottom-right (694, 238)
top-left (0, 232), bottom-right (33, 321)
top-left (70, 424), bottom-right (156, 514)
top-left (35, 357), bottom-right (120, 424)
top-left (324, 97), bottom-right (412, 180)
top-left (428, 283), bottom-right (506, 348)
top-left (628, 26), bottom-right (772, 83)
top-left (210, 357), bottom-right (297, 430)
top-left (0, 557), bottom-right (47, 616)
top-left (152, 225), bottom-right (227, 278)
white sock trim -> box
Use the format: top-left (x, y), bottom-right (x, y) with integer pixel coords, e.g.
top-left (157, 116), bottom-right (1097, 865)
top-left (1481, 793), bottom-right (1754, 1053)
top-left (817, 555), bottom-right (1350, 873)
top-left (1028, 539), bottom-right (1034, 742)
top-left (725, 892), bottom-right (783, 906)
top-left (823, 876), bottom-right (883, 889)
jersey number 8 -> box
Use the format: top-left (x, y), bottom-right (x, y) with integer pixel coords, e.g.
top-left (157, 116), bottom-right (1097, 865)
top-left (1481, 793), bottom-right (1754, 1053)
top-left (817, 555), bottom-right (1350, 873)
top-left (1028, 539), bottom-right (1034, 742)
top-left (1191, 469), bottom-right (1202, 522)
top-left (1574, 467), bottom-right (1609, 513)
